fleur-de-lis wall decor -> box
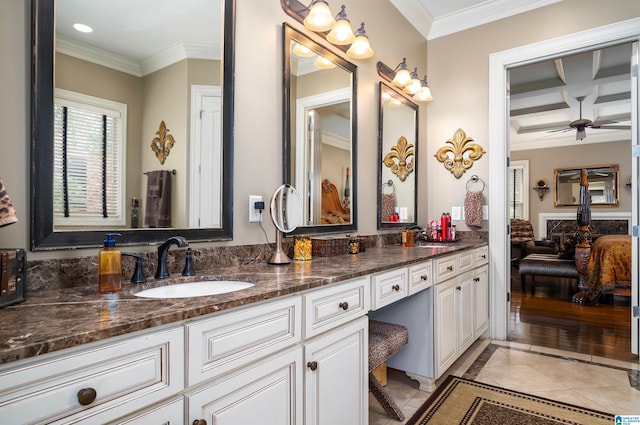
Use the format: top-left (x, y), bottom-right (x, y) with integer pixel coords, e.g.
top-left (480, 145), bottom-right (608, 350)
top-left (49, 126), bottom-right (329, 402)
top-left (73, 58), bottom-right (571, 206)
top-left (150, 120), bottom-right (176, 165)
top-left (383, 136), bottom-right (414, 182)
top-left (434, 128), bottom-right (485, 178)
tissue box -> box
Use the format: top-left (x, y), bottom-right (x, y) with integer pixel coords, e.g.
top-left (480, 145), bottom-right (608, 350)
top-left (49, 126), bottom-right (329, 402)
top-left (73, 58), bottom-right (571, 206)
top-left (312, 236), bottom-right (348, 257)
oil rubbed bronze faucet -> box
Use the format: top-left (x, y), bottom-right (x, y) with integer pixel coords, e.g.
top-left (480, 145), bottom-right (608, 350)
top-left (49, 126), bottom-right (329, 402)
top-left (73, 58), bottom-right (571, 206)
top-left (155, 236), bottom-right (189, 279)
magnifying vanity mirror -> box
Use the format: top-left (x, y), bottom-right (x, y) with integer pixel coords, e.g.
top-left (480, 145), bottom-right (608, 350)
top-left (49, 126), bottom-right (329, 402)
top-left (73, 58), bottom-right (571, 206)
top-left (268, 185), bottom-right (303, 265)
top-left (282, 23), bottom-right (358, 235)
top-left (377, 82), bottom-right (418, 228)
top-left (31, 0), bottom-right (235, 249)
top-left (554, 165), bottom-right (619, 207)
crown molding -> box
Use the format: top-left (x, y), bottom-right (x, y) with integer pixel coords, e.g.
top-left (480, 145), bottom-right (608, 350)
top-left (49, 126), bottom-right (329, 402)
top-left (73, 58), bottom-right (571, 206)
top-left (389, 0), bottom-right (433, 41)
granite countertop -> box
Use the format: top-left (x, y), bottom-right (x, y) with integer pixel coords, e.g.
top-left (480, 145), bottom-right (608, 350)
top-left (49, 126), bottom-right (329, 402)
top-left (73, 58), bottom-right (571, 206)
top-left (0, 242), bottom-right (485, 366)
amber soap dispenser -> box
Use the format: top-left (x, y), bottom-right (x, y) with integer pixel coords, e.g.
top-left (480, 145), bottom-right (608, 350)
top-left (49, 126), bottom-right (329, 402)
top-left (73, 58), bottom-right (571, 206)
top-left (99, 233), bottom-right (122, 294)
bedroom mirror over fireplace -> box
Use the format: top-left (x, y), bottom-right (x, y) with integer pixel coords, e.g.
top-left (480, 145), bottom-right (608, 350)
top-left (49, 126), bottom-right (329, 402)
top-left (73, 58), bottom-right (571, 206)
top-left (554, 165), bottom-right (619, 207)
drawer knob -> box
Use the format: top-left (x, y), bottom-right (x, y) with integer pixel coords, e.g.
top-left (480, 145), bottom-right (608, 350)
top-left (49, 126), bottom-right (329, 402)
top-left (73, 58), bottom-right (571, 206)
top-left (447, 266), bottom-right (453, 271)
top-left (480, 254), bottom-right (486, 259)
top-left (339, 301), bottom-right (349, 310)
top-left (193, 420), bottom-right (207, 425)
top-left (307, 361), bottom-right (318, 371)
top-left (456, 286), bottom-right (461, 291)
top-left (420, 274), bottom-right (428, 281)
top-left (474, 277), bottom-right (480, 282)
top-left (392, 284), bottom-right (400, 291)
top-left (77, 388), bottom-right (97, 405)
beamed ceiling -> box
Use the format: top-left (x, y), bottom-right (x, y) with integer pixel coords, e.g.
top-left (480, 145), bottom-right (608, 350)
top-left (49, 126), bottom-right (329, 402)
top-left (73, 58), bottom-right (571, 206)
top-left (509, 42), bottom-right (632, 151)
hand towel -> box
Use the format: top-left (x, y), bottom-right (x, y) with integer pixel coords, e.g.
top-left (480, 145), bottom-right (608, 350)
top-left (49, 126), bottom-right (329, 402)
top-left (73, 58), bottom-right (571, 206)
top-left (144, 170), bottom-right (172, 228)
top-left (464, 190), bottom-right (483, 228)
top-left (0, 178), bottom-right (18, 227)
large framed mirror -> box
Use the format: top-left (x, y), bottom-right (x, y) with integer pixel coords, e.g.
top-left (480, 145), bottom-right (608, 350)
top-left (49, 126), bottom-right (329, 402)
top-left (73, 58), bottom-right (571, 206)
top-left (31, 0), bottom-right (235, 250)
top-left (377, 82), bottom-right (418, 228)
top-left (282, 23), bottom-right (357, 234)
top-left (554, 165), bottom-right (619, 207)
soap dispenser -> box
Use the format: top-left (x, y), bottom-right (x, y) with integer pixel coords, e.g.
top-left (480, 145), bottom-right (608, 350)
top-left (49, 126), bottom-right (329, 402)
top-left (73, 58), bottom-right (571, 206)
top-left (99, 233), bottom-right (122, 294)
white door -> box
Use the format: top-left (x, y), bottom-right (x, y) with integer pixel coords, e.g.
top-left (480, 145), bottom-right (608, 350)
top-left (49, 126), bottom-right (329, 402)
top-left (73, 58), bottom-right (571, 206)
top-left (631, 41), bottom-right (639, 355)
top-left (189, 85), bottom-right (222, 228)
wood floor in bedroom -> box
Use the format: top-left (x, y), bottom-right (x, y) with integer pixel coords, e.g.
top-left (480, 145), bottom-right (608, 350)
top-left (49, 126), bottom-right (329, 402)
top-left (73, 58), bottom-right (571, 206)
top-left (509, 265), bottom-right (634, 362)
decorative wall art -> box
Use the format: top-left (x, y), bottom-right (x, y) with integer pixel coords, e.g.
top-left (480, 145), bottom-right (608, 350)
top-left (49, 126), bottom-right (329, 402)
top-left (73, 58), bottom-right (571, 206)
top-left (383, 135), bottom-right (414, 182)
top-left (434, 128), bottom-right (485, 178)
top-left (150, 121), bottom-right (176, 165)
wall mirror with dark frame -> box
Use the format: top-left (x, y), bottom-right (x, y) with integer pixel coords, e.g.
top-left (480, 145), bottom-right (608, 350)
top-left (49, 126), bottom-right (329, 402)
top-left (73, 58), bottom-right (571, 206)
top-left (31, 0), bottom-right (235, 250)
top-left (554, 165), bottom-right (619, 207)
top-left (377, 82), bottom-right (418, 228)
top-left (282, 23), bottom-right (357, 234)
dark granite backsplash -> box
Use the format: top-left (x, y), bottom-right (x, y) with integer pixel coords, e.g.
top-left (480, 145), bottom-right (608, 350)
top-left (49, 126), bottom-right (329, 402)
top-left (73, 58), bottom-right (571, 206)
top-left (26, 230), bottom-right (486, 292)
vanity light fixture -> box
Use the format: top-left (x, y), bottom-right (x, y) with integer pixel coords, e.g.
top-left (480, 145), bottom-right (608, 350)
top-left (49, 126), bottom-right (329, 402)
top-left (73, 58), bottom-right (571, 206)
top-left (326, 5), bottom-right (355, 45)
top-left (282, 0), bottom-right (374, 59)
top-left (347, 23), bottom-right (374, 59)
top-left (315, 56), bottom-right (337, 69)
top-left (73, 23), bottom-right (93, 33)
top-left (292, 42), bottom-right (315, 57)
top-left (413, 76), bottom-right (433, 102)
top-left (391, 58), bottom-right (411, 87)
top-left (303, 0), bottom-right (335, 32)
top-left (377, 61), bottom-right (434, 103)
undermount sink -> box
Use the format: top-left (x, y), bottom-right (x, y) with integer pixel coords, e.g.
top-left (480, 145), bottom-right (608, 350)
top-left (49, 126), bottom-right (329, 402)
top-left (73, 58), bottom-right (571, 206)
top-left (133, 281), bottom-right (254, 299)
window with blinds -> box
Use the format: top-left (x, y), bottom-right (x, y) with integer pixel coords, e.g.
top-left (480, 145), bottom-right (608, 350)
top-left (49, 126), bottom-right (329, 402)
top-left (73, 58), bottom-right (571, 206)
top-left (509, 159), bottom-right (529, 220)
top-left (53, 89), bottom-right (126, 227)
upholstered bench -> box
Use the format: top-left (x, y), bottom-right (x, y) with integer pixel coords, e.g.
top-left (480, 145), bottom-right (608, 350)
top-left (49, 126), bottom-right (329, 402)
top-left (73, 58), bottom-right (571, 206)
top-left (519, 253), bottom-right (579, 293)
top-left (368, 319), bottom-right (409, 421)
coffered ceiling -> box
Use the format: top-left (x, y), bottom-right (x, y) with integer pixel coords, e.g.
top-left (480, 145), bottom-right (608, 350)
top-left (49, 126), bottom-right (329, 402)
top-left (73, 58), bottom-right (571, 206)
top-left (509, 42), bottom-right (632, 151)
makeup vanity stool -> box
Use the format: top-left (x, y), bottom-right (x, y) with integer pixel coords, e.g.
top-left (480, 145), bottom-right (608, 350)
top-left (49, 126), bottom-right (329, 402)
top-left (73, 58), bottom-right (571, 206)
top-left (368, 319), bottom-right (409, 421)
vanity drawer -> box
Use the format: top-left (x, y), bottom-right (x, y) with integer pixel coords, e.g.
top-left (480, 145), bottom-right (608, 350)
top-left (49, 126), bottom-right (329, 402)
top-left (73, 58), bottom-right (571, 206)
top-left (474, 246), bottom-right (489, 266)
top-left (371, 268), bottom-right (408, 310)
top-left (408, 261), bottom-right (432, 295)
top-left (434, 255), bottom-right (457, 283)
top-left (186, 295), bottom-right (302, 386)
top-left (304, 277), bottom-right (369, 338)
top-left (458, 250), bottom-right (475, 274)
top-left (0, 326), bottom-right (184, 425)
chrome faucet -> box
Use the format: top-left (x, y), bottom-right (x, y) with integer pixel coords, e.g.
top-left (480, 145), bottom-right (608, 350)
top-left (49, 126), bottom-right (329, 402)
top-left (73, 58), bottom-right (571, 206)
top-left (155, 236), bottom-right (189, 279)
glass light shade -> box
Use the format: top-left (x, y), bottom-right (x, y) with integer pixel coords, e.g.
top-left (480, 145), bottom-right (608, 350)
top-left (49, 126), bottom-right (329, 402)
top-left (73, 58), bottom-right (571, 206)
top-left (303, 1), bottom-right (335, 32)
top-left (414, 85), bottom-right (433, 102)
top-left (327, 19), bottom-right (355, 45)
top-left (293, 42), bottom-right (315, 57)
top-left (347, 35), bottom-right (374, 59)
top-left (389, 98), bottom-right (403, 107)
top-left (392, 68), bottom-right (411, 87)
top-left (403, 78), bottom-right (421, 94)
top-left (314, 56), bottom-right (336, 69)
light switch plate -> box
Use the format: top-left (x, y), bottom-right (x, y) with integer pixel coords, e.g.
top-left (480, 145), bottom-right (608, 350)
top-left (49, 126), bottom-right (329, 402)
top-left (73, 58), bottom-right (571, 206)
top-left (482, 205), bottom-right (488, 220)
top-left (451, 206), bottom-right (462, 221)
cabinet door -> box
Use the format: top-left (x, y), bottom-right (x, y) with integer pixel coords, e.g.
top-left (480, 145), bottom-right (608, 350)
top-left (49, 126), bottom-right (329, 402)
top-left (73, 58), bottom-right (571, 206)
top-left (457, 271), bottom-right (475, 353)
top-left (185, 346), bottom-right (303, 425)
top-left (434, 279), bottom-right (457, 378)
top-left (474, 265), bottom-right (489, 337)
top-left (304, 316), bottom-right (368, 425)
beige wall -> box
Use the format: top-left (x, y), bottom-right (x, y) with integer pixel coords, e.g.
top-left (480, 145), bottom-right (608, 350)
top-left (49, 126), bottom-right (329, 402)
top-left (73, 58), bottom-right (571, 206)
top-left (0, 0), bottom-right (426, 259)
top-left (426, 0), bottom-right (640, 231)
top-left (511, 141), bottom-right (632, 237)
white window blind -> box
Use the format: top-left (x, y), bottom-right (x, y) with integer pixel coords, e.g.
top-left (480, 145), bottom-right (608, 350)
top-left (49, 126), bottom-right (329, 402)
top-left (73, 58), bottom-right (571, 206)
top-left (508, 160), bottom-right (529, 220)
top-left (53, 89), bottom-right (126, 227)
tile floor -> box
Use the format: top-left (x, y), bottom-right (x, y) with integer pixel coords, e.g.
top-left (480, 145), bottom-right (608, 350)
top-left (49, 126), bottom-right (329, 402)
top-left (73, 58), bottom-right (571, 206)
top-left (368, 338), bottom-right (640, 424)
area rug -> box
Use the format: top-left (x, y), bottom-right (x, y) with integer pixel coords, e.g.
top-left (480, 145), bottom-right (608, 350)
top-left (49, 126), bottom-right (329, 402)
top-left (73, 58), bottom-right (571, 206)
top-left (406, 375), bottom-right (613, 425)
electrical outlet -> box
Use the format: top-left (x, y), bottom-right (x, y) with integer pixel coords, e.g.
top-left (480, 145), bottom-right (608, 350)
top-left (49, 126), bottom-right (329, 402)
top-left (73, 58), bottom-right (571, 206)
top-left (249, 195), bottom-right (262, 223)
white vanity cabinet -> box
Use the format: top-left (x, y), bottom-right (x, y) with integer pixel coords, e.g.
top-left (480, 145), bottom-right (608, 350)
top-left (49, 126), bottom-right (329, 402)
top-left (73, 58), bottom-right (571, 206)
top-left (434, 246), bottom-right (489, 378)
top-left (0, 326), bottom-right (184, 425)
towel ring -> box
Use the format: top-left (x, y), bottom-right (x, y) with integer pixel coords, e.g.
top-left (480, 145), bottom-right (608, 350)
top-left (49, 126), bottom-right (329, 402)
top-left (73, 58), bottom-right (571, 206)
top-left (144, 169), bottom-right (177, 176)
top-left (466, 175), bottom-right (485, 192)
top-left (381, 179), bottom-right (396, 195)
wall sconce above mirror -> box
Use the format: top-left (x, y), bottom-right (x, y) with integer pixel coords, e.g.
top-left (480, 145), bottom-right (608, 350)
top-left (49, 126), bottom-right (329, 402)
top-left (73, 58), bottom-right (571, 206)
top-left (377, 60), bottom-right (433, 102)
top-left (281, 0), bottom-right (374, 59)
top-left (554, 165), bottom-right (619, 207)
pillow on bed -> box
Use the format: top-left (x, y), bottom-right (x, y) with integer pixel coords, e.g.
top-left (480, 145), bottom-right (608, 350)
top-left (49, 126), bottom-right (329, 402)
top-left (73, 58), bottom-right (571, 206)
top-left (557, 235), bottom-right (576, 259)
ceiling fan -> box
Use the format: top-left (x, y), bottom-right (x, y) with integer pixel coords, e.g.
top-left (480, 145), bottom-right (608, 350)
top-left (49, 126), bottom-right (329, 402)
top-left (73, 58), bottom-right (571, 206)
top-left (551, 96), bottom-right (631, 140)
